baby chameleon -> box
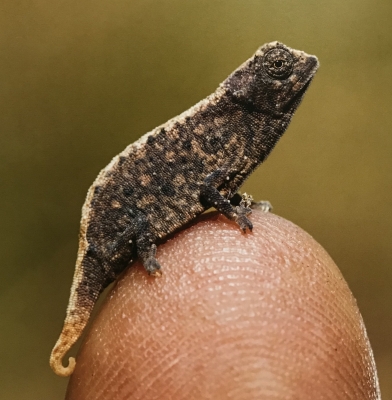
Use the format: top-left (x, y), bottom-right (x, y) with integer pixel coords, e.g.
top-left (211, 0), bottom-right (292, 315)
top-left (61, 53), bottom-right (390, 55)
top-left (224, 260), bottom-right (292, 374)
top-left (50, 41), bottom-right (319, 376)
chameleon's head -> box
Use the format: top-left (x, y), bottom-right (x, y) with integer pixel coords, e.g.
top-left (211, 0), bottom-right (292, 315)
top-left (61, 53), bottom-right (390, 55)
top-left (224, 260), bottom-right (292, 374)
top-left (224, 41), bottom-right (319, 116)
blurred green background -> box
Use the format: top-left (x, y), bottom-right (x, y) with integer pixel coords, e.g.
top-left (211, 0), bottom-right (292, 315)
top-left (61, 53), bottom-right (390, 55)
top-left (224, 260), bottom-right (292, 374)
top-left (1, 0), bottom-right (391, 398)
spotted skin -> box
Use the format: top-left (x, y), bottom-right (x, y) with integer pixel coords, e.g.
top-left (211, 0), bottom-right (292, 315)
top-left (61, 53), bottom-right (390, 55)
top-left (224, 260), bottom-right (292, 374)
top-left (50, 42), bottom-right (319, 376)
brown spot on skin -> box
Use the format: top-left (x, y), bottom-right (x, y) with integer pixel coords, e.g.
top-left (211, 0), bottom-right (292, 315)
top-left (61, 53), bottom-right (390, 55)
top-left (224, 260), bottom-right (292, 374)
top-left (214, 117), bottom-right (225, 126)
top-left (165, 151), bottom-right (175, 162)
top-left (111, 200), bottom-right (122, 208)
top-left (190, 140), bottom-right (209, 159)
top-left (194, 124), bottom-right (206, 135)
top-left (173, 174), bottom-right (186, 186)
top-left (167, 129), bottom-right (180, 141)
top-left (139, 174), bottom-right (151, 186)
top-left (136, 194), bottom-right (157, 208)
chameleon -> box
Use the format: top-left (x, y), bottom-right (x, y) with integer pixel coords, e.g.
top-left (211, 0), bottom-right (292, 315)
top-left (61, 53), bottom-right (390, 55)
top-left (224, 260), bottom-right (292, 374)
top-left (50, 41), bottom-right (319, 376)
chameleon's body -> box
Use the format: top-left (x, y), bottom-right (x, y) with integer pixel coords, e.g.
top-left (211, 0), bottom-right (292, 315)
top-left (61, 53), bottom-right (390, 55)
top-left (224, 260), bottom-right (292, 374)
top-left (50, 42), bottom-right (318, 376)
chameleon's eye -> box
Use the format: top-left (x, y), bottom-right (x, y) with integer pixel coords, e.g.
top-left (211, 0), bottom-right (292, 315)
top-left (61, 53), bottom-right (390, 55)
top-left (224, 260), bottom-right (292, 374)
top-left (263, 48), bottom-right (293, 79)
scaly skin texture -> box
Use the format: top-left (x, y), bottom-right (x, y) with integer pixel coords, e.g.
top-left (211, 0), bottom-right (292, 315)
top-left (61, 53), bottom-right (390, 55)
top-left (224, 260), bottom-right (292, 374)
top-left (50, 41), bottom-right (319, 376)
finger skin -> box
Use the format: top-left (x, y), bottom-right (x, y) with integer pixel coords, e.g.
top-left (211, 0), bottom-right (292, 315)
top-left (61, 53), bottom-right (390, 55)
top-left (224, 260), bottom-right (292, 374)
top-left (66, 211), bottom-right (381, 400)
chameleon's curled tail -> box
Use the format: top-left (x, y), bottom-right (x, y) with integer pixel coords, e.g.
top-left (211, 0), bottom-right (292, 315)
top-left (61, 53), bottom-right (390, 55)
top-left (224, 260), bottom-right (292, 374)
top-left (50, 329), bottom-right (77, 377)
top-left (49, 303), bottom-right (94, 376)
top-left (50, 247), bottom-right (105, 376)
top-left (49, 274), bottom-right (101, 376)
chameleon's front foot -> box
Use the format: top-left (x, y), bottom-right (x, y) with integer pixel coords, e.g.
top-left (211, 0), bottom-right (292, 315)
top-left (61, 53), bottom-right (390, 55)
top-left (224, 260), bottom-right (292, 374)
top-left (234, 205), bottom-right (253, 232)
top-left (200, 175), bottom-right (255, 233)
top-left (143, 244), bottom-right (162, 276)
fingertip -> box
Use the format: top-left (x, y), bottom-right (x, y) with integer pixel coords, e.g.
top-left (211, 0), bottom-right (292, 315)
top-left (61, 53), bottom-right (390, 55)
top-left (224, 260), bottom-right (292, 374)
top-left (67, 211), bottom-right (380, 399)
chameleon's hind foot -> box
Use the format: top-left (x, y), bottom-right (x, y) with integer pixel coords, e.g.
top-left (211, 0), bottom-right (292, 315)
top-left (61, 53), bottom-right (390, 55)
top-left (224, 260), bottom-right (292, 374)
top-left (143, 244), bottom-right (162, 276)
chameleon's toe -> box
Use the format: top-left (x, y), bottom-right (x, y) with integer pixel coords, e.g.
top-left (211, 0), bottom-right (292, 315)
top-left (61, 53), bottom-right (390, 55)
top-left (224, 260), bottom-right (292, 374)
top-left (144, 245), bottom-right (162, 275)
top-left (237, 215), bottom-right (253, 232)
top-left (235, 205), bottom-right (253, 232)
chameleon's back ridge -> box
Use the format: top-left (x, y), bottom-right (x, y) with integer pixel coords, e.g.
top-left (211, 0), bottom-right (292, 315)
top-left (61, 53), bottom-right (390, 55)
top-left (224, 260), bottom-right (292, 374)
top-left (50, 41), bottom-right (319, 376)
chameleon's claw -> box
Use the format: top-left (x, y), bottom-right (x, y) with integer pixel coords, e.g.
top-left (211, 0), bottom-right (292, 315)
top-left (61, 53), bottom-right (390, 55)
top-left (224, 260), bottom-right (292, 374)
top-left (149, 266), bottom-right (162, 277)
top-left (145, 258), bottom-right (162, 275)
top-left (239, 217), bottom-right (253, 232)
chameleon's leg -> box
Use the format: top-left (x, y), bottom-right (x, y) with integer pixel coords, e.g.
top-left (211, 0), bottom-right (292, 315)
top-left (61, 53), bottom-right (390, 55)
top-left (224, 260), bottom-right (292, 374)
top-left (138, 243), bottom-right (161, 276)
top-left (128, 210), bottom-right (162, 276)
top-left (200, 168), bottom-right (253, 232)
top-left (106, 210), bottom-right (161, 275)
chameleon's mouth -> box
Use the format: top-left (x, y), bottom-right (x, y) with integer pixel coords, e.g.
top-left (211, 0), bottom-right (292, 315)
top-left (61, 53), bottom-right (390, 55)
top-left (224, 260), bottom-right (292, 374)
top-left (282, 55), bottom-right (319, 112)
top-left (298, 76), bottom-right (313, 95)
top-left (295, 56), bottom-right (319, 92)
top-left (281, 78), bottom-right (312, 112)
